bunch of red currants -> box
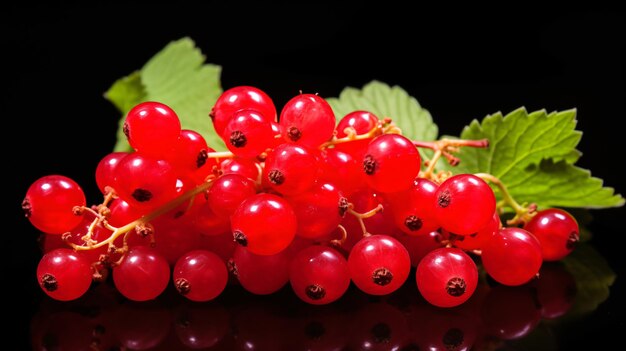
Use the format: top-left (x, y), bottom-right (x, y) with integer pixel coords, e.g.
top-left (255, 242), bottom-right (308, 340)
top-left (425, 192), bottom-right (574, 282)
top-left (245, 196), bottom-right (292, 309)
top-left (23, 86), bottom-right (579, 307)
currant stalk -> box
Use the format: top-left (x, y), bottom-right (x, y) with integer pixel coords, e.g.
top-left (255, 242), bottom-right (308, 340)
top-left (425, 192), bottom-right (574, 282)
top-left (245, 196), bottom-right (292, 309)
top-left (474, 172), bottom-right (537, 225)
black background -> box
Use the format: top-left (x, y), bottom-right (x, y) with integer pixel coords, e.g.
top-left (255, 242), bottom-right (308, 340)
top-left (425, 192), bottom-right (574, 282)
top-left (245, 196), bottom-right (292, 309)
top-left (6, 4), bottom-right (626, 349)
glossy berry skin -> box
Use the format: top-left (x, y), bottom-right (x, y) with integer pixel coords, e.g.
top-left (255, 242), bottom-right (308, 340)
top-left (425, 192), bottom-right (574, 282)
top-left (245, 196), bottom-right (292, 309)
top-left (95, 152), bottom-right (127, 194)
top-left (434, 174), bottom-right (496, 235)
top-left (452, 211), bottom-right (500, 251)
top-left (211, 86), bottom-right (277, 136)
top-left (220, 157), bottom-right (260, 181)
top-left (334, 110), bottom-right (379, 157)
top-left (482, 227), bottom-right (543, 286)
top-left (223, 109), bottom-right (275, 158)
top-left (362, 134), bottom-right (421, 193)
top-left (262, 143), bottom-right (318, 195)
top-left (348, 235), bottom-right (411, 295)
top-left (231, 193), bottom-right (297, 255)
top-left (286, 182), bottom-right (347, 239)
top-left (318, 149), bottom-right (365, 196)
top-left (524, 208), bottom-right (579, 261)
top-left (23, 175), bottom-right (86, 234)
top-left (124, 101), bottom-right (181, 157)
top-left (173, 250), bottom-right (228, 302)
top-left (207, 174), bottom-right (257, 218)
top-left (232, 245), bottom-right (292, 295)
top-left (385, 178), bottom-right (440, 236)
top-left (113, 247), bottom-right (170, 301)
top-left (37, 248), bottom-right (92, 301)
top-left (416, 247), bottom-right (478, 308)
top-left (279, 94), bottom-right (335, 148)
top-left (289, 245), bottom-right (351, 305)
top-left (165, 129), bottom-right (210, 173)
top-left (114, 153), bottom-right (178, 210)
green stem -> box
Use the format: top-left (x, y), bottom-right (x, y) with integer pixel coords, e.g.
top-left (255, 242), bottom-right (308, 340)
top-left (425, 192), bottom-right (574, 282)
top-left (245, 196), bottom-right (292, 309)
top-left (474, 173), bottom-right (535, 225)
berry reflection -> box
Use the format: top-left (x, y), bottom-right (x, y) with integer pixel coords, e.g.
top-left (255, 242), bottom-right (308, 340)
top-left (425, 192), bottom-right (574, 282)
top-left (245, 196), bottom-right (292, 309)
top-left (31, 263), bottom-right (579, 350)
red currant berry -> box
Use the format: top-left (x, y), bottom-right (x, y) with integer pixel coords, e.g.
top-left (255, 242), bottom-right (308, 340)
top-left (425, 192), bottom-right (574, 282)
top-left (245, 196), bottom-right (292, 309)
top-left (482, 227), bottom-right (542, 286)
top-left (279, 93), bottom-right (335, 148)
top-left (362, 134), bottom-right (421, 193)
top-left (113, 247), bottom-right (170, 301)
top-left (173, 250), bottom-right (228, 302)
top-left (124, 101), bottom-right (181, 157)
top-left (37, 248), bottom-right (92, 301)
top-left (416, 247), bottom-right (478, 308)
top-left (211, 86), bottom-right (276, 136)
top-left (23, 175), bottom-right (86, 234)
top-left (524, 208), bottom-right (579, 261)
top-left (434, 174), bottom-right (496, 235)
top-left (349, 235), bottom-right (411, 295)
top-left (289, 245), bottom-right (350, 305)
top-left (231, 193), bottom-right (297, 255)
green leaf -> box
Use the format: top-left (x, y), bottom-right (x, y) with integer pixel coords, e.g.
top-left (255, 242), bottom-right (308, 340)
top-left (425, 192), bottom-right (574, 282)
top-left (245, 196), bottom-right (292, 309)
top-left (105, 37), bottom-right (225, 152)
top-left (442, 108), bottom-right (624, 209)
top-left (104, 71), bottom-right (146, 115)
top-left (562, 243), bottom-right (616, 316)
top-left (326, 81), bottom-right (438, 158)
top-left (508, 160), bottom-right (623, 209)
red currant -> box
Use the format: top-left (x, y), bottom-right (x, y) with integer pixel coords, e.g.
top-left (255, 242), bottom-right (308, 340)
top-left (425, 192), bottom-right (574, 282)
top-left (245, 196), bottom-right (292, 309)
top-left (362, 134), bottom-right (421, 193)
top-left (434, 174), bottom-right (496, 235)
top-left (23, 175), bottom-right (86, 234)
top-left (482, 227), bottom-right (542, 286)
top-left (524, 208), bottom-right (579, 261)
top-left (124, 101), bottom-right (181, 157)
top-left (416, 247), bottom-right (478, 307)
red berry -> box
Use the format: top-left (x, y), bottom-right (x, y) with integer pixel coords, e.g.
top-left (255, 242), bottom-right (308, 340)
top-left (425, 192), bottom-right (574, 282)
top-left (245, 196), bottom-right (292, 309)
top-left (211, 86), bottom-right (276, 136)
top-left (434, 174), bottom-right (496, 235)
top-left (231, 193), bottom-right (297, 255)
top-left (124, 101), bottom-right (181, 157)
top-left (23, 175), bottom-right (86, 234)
top-left (173, 250), bottom-right (228, 302)
top-left (262, 143), bottom-right (318, 195)
top-left (416, 247), bottom-right (478, 308)
top-left (37, 248), bottom-right (92, 301)
top-left (113, 247), bottom-right (170, 301)
top-left (482, 227), bottom-right (543, 286)
top-left (114, 153), bottom-right (178, 210)
top-left (524, 208), bottom-right (579, 261)
top-left (362, 134), bottom-right (421, 193)
top-left (223, 109), bottom-right (275, 158)
top-left (334, 110), bottom-right (379, 157)
top-left (349, 235), bottom-right (411, 295)
top-left (95, 152), bottom-right (128, 194)
top-left (289, 245), bottom-right (350, 305)
top-left (279, 93), bottom-right (335, 148)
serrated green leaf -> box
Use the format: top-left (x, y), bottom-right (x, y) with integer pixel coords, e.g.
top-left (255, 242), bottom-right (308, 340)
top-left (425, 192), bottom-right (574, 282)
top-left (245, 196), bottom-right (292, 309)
top-left (326, 81), bottom-right (438, 158)
top-left (511, 160), bottom-right (624, 209)
top-left (105, 37), bottom-right (225, 152)
top-left (562, 243), bottom-right (615, 316)
top-left (441, 108), bottom-right (623, 209)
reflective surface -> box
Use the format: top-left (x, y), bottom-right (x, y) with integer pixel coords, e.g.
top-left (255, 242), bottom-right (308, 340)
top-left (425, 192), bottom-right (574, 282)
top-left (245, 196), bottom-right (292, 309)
top-left (29, 244), bottom-right (614, 350)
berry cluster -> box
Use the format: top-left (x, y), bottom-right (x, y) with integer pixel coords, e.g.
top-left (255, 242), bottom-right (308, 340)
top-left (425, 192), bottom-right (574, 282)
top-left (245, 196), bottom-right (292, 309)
top-left (23, 86), bottom-right (580, 308)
